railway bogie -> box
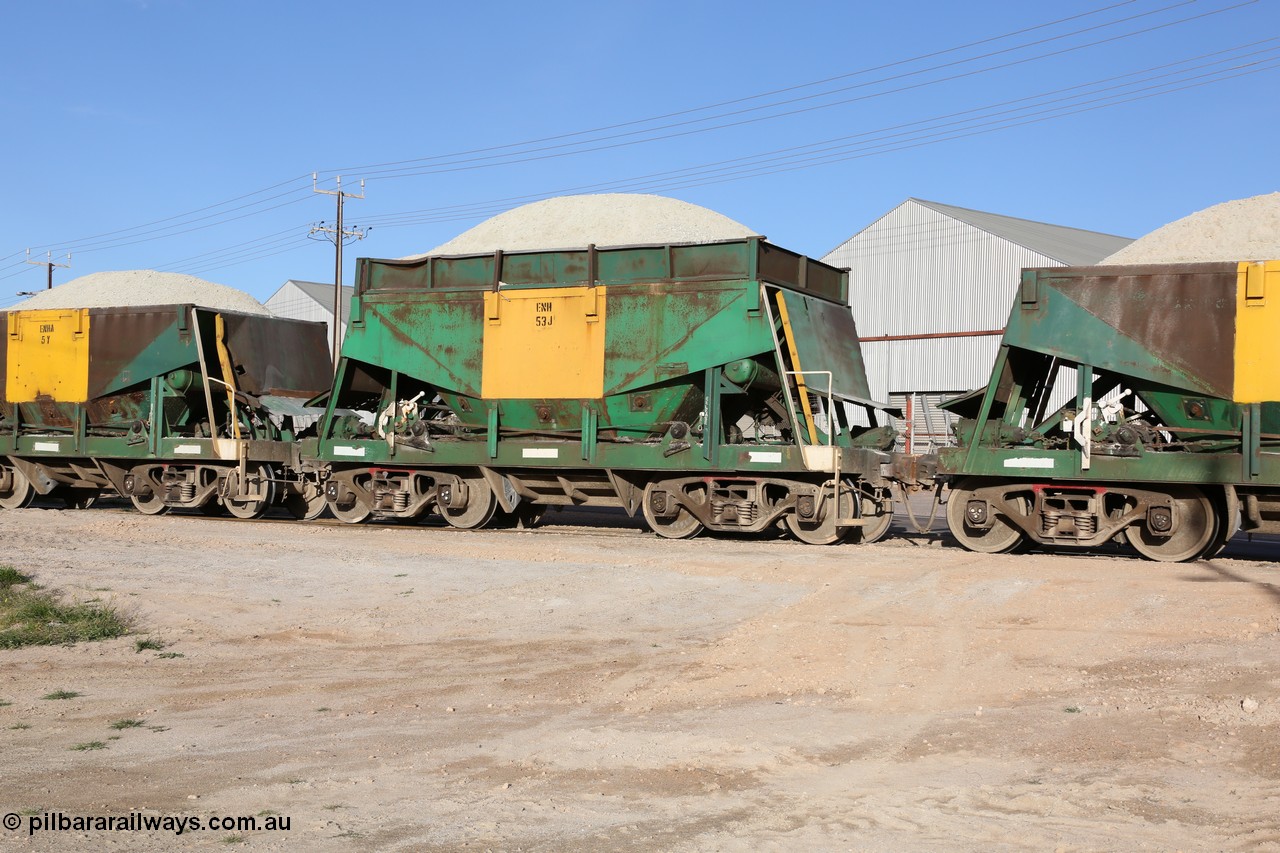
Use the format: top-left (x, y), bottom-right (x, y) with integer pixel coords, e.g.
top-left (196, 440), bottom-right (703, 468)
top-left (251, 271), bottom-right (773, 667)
top-left (940, 260), bottom-right (1280, 561)
top-left (308, 237), bottom-right (916, 541)
top-left (0, 304), bottom-right (331, 518)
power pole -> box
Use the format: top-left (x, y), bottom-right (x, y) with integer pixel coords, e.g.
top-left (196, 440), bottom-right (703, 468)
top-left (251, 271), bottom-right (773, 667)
top-left (310, 174), bottom-right (368, 368)
top-left (20, 250), bottom-right (71, 294)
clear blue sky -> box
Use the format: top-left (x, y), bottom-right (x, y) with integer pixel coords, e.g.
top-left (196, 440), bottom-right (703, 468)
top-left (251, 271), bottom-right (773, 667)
top-left (2, 0), bottom-right (1277, 306)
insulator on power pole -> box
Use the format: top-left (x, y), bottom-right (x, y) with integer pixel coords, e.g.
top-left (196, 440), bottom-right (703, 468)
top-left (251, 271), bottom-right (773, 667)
top-left (311, 175), bottom-right (368, 370)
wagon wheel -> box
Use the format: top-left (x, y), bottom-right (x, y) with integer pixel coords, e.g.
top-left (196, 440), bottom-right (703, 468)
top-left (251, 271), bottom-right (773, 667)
top-left (224, 464), bottom-right (277, 520)
top-left (441, 476), bottom-right (497, 530)
top-left (851, 494), bottom-right (893, 544)
top-left (642, 481), bottom-right (703, 540)
top-left (128, 468), bottom-right (169, 516)
top-left (0, 465), bottom-right (35, 510)
top-left (784, 480), bottom-right (856, 545)
top-left (512, 503), bottom-right (546, 529)
top-left (328, 498), bottom-right (370, 524)
top-left (59, 487), bottom-right (100, 510)
top-left (946, 478), bottom-right (1025, 554)
top-left (1128, 486), bottom-right (1217, 563)
top-left (494, 502), bottom-right (546, 529)
top-left (199, 499), bottom-right (227, 516)
top-left (284, 481), bottom-right (329, 521)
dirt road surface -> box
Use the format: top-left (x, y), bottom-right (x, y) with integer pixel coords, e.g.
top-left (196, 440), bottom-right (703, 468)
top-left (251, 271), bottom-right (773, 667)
top-left (1, 503), bottom-right (1278, 851)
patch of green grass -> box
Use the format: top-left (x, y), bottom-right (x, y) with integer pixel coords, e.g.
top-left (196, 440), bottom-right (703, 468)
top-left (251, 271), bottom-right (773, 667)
top-left (70, 741), bottom-right (107, 751)
top-left (0, 700), bottom-right (12, 707)
top-left (0, 568), bottom-right (131, 649)
top-left (256, 810), bottom-right (278, 817)
top-left (145, 725), bottom-right (169, 733)
top-left (1064, 705), bottom-right (1082, 714)
top-left (221, 834), bottom-right (244, 844)
top-left (393, 573), bottom-right (408, 578)
top-left (107, 735), bottom-right (121, 741)
top-left (0, 567), bottom-right (33, 589)
top-left (42, 690), bottom-right (81, 701)
top-left (315, 707), bottom-right (331, 712)
top-left (9, 722), bottom-right (32, 730)
top-left (134, 637), bottom-right (165, 653)
top-left (156, 652), bottom-right (184, 659)
top-left (109, 719), bottom-right (144, 730)
top-left (18, 807), bottom-right (41, 817)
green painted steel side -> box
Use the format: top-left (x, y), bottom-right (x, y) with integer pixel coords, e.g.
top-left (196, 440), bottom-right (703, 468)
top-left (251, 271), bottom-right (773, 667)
top-left (0, 307), bottom-right (330, 464)
top-left (318, 238), bottom-right (893, 477)
top-left (942, 263), bottom-right (1280, 488)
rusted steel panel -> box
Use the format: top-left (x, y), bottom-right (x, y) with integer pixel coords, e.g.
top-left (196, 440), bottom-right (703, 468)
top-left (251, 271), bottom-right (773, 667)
top-left (776, 289), bottom-right (875, 405)
top-left (86, 306), bottom-right (191, 399)
top-left (1013, 263), bottom-right (1239, 399)
top-left (221, 313), bottom-right (331, 397)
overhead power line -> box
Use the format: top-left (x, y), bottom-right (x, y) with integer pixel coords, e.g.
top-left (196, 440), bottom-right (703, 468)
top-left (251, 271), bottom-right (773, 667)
top-left (322, 0), bottom-right (1156, 176)
top-left (7, 0), bottom-right (1231, 263)
top-left (331, 0), bottom-right (1252, 182)
top-left (5, 0), bottom-right (1266, 279)
top-left (351, 39), bottom-right (1279, 230)
top-left (143, 36), bottom-right (1279, 279)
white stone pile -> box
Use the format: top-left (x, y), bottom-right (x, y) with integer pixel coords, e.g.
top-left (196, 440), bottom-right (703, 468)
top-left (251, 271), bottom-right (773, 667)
top-left (1101, 192), bottom-right (1280, 264)
top-left (13, 270), bottom-right (272, 315)
top-left (410, 193), bottom-right (761, 257)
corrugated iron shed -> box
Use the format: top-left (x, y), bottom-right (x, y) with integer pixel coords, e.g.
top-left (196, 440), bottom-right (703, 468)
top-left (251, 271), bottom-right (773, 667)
top-left (822, 198), bottom-right (1133, 449)
top-left (265, 280), bottom-right (354, 356)
top-left (909, 199), bottom-right (1132, 266)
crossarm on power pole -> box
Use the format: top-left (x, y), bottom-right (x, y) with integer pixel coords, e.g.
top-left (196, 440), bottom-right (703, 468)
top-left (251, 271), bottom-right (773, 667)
top-left (310, 174), bottom-right (369, 371)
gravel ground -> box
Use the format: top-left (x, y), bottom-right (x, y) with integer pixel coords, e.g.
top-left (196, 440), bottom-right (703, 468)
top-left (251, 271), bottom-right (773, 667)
top-left (413, 194), bottom-right (760, 257)
top-left (1, 503), bottom-right (1278, 851)
top-left (13, 270), bottom-right (272, 315)
top-left (1101, 191), bottom-right (1280, 264)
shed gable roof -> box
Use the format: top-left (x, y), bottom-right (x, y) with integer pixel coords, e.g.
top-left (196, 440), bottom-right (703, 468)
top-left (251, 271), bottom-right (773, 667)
top-left (909, 198), bottom-right (1132, 265)
top-left (269, 280), bottom-right (354, 322)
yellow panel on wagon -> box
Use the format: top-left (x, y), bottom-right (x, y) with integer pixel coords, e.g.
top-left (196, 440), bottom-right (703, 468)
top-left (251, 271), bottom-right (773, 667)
top-left (481, 286), bottom-right (606, 399)
top-left (1233, 260), bottom-right (1280, 403)
top-left (6, 308), bottom-right (91, 402)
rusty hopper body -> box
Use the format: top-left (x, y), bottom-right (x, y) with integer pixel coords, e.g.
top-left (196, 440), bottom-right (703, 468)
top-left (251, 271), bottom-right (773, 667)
top-left (0, 304), bottom-right (332, 518)
top-left (309, 237), bottom-right (910, 542)
top-left (940, 260), bottom-right (1280, 561)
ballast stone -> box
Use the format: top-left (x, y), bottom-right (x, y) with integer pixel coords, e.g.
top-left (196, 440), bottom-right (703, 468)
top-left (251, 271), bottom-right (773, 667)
top-left (411, 193), bottom-right (761, 258)
top-left (12, 270), bottom-right (272, 315)
top-left (1100, 192), bottom-right (1280, 265)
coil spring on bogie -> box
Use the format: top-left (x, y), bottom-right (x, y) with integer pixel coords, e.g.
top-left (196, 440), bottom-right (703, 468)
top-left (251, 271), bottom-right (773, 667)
top-left (1041, 511), bottom-right (1061, 536)
top-left (181, 483), bottom-right (195, 503)
top-left (711, 500), bottom-right (757, 526)
top-left (393, 491), bottom-right (409, 512)
top-left (1075, 515), bottom-right (1097, 538)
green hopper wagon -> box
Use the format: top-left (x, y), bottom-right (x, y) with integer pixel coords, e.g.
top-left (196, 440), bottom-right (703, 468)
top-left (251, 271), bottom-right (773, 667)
top-left (941, 260), bottom-right (1280, 561)
top-left (311, 237), bottom-right (915, 542)
top-left (0, 305), bottom-right (332, 518)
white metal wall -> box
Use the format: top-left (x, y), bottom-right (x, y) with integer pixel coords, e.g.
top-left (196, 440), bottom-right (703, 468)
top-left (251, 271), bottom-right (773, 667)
top-left (823, 199), bottom-right (1063, 404)
top-left (265, 282), bottom-right (346, 357)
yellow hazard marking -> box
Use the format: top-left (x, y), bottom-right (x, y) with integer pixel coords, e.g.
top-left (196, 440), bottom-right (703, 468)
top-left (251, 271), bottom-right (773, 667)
top-left (1234, 260), bottom-right (1280, 403)
top-left (5, 309), bottom-right (90, 403)
top-left (774, 292), bottom-right (819, 445)
top-left (214, 313), bottom-right (242, 442)
top-left (481, 286), bottom-right (606, 399)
